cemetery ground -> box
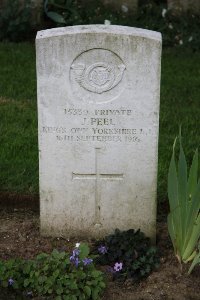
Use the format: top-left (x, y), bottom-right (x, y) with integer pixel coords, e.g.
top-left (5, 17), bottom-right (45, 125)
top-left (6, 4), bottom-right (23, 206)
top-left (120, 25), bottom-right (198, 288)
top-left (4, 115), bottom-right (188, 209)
top-left (0, 43), bottom-right (200, 299)
top-left (0, 206), bottom-right (199, 300)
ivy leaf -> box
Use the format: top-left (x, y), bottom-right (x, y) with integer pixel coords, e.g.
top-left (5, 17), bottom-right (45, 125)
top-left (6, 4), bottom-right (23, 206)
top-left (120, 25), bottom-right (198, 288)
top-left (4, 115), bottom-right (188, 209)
top-left (79, 243), bottom-right (90, 259)
top-left (84, 286), bottom-right (91, 297)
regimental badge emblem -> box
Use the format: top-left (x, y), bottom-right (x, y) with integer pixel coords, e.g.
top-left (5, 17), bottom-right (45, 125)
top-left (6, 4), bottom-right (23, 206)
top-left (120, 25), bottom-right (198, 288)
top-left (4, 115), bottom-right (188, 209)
top-left (71, 62), bottom-right (125, 94)
top-left (70, 48), bottom-right (126, 103)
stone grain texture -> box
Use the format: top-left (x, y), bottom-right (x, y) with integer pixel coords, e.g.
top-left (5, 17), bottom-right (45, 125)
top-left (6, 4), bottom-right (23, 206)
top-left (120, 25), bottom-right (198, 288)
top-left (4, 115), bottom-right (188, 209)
top-left (36, 25), bottom-right (162, 240)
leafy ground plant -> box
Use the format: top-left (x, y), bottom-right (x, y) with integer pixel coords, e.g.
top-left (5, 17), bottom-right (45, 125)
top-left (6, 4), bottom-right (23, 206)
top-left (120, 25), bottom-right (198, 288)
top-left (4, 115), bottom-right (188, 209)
top-left (168, 130), bottom-right (200, 273)
top-left (95, 229), bottom-right (160, 282)
top-left (0, 243), bottom-right (106, 299)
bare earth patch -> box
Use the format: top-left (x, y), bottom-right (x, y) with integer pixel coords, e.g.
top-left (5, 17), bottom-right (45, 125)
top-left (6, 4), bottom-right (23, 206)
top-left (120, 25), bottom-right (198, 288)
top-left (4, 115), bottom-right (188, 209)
top-left (0, 207), bottom-right (199, 300)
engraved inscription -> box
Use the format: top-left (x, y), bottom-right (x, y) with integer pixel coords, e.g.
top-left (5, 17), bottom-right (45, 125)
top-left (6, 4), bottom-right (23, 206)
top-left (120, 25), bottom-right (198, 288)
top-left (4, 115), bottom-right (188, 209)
top-left (41, 107), bottom-right (151, 144)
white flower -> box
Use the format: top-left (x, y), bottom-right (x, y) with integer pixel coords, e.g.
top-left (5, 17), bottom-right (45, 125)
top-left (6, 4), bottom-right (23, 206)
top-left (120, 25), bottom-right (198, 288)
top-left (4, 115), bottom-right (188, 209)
top-left (179, 40), bottom-right (183, 45)
top-left (162, 8), bottom-right (167, 18)
top-left (121, 4), bottom-right (128, 13)
top-left (75, 242), bottom-right (80, 248)
top-left (168, 23), bottom-right (173, 29)
top-left (188, 36), bottom-right (193, 42)
top-left (104, 19), bottom-right (111, 25)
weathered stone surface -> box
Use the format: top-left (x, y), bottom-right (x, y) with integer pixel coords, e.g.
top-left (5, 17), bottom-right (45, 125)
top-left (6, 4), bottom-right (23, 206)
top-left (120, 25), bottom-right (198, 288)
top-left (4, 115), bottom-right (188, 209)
top-left (36, 25), bottom-right (162, 240)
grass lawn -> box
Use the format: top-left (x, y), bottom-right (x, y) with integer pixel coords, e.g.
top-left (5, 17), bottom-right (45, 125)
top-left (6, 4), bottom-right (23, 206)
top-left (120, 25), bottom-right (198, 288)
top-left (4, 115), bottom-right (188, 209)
top-left (0, 43), bottom-right (200, 201)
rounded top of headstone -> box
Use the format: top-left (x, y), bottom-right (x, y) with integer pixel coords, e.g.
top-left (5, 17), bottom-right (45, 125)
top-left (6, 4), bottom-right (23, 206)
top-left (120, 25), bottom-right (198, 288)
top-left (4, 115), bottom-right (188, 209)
top-left (36, 25), bottom-right (161, 42)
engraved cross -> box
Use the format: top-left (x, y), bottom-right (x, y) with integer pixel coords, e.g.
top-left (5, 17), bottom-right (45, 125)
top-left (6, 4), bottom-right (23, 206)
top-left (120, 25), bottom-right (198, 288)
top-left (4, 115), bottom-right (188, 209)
top-left (72, 148), bottom-right (124, 226)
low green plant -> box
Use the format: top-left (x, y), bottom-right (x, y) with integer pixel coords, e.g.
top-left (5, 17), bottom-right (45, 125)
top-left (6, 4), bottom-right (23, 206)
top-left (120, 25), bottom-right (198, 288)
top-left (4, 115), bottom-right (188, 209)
top-left (95, 229), bottom-right (160, 282)
top-left (168, 130), bottom-right (200, 273)
top-left (0, 244), bottom-right (106, 299)
top-left (43, 0), bottom-right (200, 50)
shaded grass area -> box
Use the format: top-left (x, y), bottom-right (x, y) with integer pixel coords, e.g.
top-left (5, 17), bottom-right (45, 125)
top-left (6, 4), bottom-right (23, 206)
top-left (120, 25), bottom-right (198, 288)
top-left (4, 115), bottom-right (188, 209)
top-left (159, 48), bottom-right (200, 200)
top-left (0, 43), bottom-right (200, 200)
top-left (0, 43), bottom-right (36, 101)
top-left (0, 99), bottom-right (38, 193)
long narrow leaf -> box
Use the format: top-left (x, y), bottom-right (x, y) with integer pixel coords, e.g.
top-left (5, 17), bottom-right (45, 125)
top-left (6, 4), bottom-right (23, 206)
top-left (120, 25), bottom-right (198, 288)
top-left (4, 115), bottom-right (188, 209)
top-left (168, 138), bottom-right (182, 250)
top-left (187, 150), bottom-right (198, 199)
top-left (178, 132), bottom-right (188, 254)
top-left (183, 213), bottom-right (200, 262)
top-left (188, 252), bottom-right (200, 274)
top-left (183, 182), bottom-right (200, 257)
top-left (167, 213), bottom-right (176, 251)
top-left (168, 138), bottom-right (178, 212)
top-left (168, 131), bottom-right (200, 270)
top-left (183, 150), bottom-right (199, 251)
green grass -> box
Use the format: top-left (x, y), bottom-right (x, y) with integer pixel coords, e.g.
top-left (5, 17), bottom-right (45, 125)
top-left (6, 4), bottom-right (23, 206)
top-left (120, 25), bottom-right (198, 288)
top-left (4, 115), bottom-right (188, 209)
top-left (0, 42), bottom-right (36, 101)
top-left (0, 43), bottom-right (200, 200)
top-left (159, 48), bottom-right (200, 200)
top-left (0, 99), bottom-right (38, 193)
top-left (0, 42), bottom-right (38, 193)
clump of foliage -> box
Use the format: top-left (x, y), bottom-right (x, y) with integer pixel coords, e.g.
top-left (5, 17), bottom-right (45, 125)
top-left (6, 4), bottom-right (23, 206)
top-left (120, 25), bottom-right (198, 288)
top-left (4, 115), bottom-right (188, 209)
top-left (0, 0), bottom-right (32, 42)
top-left (95, 229), bottom-right (160, 282)
top-left (44, 0), bottom-right (81, 26)
top-left (0, 244), bottom-right (105, 299)
top-left (44, 0), bottom-right (200, 50)
top-left (168, 130), bottom-right (200, 273)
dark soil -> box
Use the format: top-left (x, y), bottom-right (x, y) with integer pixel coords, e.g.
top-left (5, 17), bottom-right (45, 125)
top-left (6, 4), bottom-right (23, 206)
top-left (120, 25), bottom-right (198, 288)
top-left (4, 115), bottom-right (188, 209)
top-left (0, 195), bottom-right (199, 300)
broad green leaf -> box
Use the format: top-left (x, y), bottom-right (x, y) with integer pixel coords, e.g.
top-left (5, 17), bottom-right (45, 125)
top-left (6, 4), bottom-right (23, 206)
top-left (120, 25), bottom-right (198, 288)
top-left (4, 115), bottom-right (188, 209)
top-left (24, 278), bottom-right (29, 287)
top-left (53, 269), bottom-right (60, 278)
top-left (99, 281), bottom-right (106, 288)
top-left (91, 270), bottom-right (102, 278)
top-left (84, 285), bottom-right (91, 297)
top-left (46, 11), bottom-right (67, 24)
top-left (79, 243), bottom-right (90, 259)
top-left (63, 296), bottom-right (71, 300)
top-left (56, 287), bottom-right (63, 295)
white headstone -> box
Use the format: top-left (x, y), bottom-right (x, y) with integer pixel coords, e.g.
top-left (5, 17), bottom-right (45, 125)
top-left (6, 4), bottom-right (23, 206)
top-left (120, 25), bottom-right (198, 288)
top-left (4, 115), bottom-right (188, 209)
top-left (36, 25), bottom-right (162, 240)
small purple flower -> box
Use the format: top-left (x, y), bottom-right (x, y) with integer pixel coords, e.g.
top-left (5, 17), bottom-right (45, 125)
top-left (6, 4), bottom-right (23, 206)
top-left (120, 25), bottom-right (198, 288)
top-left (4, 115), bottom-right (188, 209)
top-left (113, 262), bottom-right (123, 272)
top-left (70, 247), bottom-right (80, 265)
top-left (82, 258), bottom-right (93, 266)
top-left (74, 257), bottom-right (80, 267)
top-left (72, 249), bottom-right (80, 257)
top-left (70, 255), bottom-right (75, 262)
top-left (8, 278), bottom-right (14, 286)
top-left (70, 255), bottom-right (80, 267)
top-left (98, 245), bottom-right (107, 255)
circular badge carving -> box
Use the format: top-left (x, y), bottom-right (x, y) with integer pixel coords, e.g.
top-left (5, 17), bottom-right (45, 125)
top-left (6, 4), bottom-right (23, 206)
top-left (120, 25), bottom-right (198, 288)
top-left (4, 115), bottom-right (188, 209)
top-left (70, 48), bottom-right (126, 103)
